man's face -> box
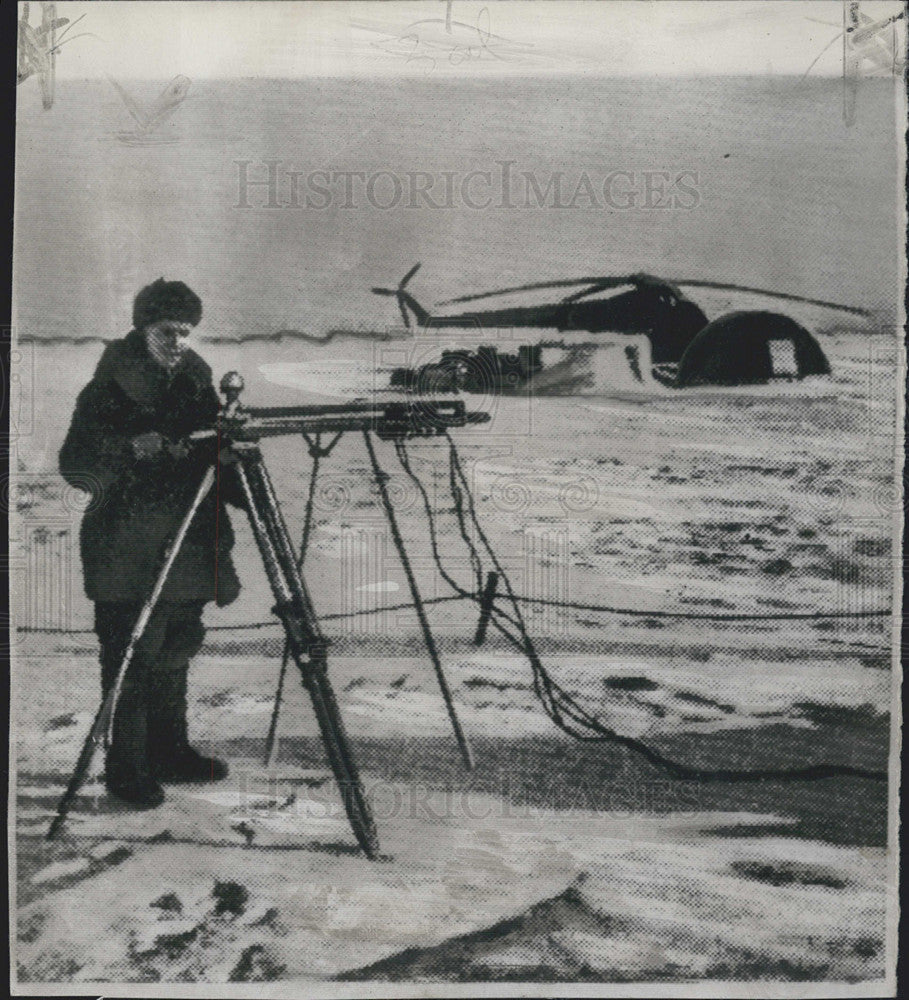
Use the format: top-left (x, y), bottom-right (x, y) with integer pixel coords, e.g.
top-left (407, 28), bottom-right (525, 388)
top-left (144, 319), bottom-right (193, 370)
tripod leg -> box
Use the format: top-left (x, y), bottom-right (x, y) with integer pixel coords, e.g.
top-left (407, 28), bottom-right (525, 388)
top-left (48, 464), bottom-right (216, 840)
top-left (364, 432), bottom-right (474, 770)
top-left (100, 465), bottom-right (217, 747)
top-left (264, 444), bottom-right (321, 767)
top-left (46, 701), bottom-right (106, 841)
top-left (263, 652), bottom-right (288, 769)
top-left (235, 450), bottom-right (379, 859)
top-left (247, 456), bottom-right (380, 857)
top-left (247, 456), bottom-right (380, 855)
top-left (290, 636), bottom-right (380, 860)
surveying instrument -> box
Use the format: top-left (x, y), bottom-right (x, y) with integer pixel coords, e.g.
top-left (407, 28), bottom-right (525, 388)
top-left (49, 372), bottom-right (490, 858)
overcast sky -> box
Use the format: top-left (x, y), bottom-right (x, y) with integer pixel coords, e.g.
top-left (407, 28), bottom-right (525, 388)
top-left (39, 1), bottom-right (907, 78)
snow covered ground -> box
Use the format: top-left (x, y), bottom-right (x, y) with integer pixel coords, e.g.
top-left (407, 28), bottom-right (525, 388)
top-left (11, 324), bottom-right (899, 987)
top-left (12, 644), bottom-right (894, 984)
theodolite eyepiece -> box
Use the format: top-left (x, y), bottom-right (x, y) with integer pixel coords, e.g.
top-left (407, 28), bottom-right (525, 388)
top-left (220, 370), bottom-right (245, 402)
top-left (219, 371), bottom-right (246, 421)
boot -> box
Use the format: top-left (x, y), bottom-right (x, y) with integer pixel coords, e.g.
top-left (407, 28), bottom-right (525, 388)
top-left (147, 618), bottom-right (230, 784)
top-left (103, 641), bottom-right (166, 808)
top-left (105, 764), bottom-right (165, 808)
top-left (147, 656), bottom-right (228, 783)
top-left (153, 745), bottom-right (230, 784)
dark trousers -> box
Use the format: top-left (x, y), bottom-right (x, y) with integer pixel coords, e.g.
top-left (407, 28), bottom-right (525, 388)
top-left (95, 601), bottom-right (206, 778)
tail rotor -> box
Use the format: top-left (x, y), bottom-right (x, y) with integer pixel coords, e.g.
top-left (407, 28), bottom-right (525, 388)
top-left (372, 262), bottom-right (422, 329)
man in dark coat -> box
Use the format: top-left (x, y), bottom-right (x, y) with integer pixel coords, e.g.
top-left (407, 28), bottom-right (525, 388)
top-left (59, 278), bottom-right (243, 808)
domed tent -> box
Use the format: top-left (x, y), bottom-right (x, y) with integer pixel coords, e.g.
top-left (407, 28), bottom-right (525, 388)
top-left (674, 311), bottom-right (830, 388)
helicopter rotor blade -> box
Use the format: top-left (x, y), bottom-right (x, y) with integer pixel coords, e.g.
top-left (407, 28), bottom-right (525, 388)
top-left (670, 280), bottom-right (870, 316)
top-left (438, 275), bottom-right (636, 306)
top-left (561, 276), bottom-right (642, 303)
top-left (427, 270), bottom-right (868, 318)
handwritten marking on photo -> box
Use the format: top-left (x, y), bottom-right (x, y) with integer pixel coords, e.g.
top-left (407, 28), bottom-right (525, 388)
top-left (803, 2), bottom-right (906, 126)
top-left (17, 2), bottom-right (95, 110)
top-left (352, 1), bottom-right (533, 71)
top-left (107, 75), bottom-right (192, 145)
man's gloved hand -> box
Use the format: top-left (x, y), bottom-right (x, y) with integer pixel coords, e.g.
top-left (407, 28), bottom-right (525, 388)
top-left (131, 432), bottom-right (194, 461)
top-left (166, 439), bottom-right (191, 461)
top-left (131, 431), bottom-right (165, 460)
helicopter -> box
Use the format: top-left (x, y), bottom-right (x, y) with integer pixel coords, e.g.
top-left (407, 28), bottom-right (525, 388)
top-left (372, 264), bottom-right (869, 392)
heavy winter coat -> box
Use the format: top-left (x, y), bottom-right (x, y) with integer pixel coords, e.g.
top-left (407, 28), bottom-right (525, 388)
top-left (59, 330), bottom-right (242, 605)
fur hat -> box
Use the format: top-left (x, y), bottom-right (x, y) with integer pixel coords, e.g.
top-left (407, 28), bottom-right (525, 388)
top-left (133, 278), bottom-right (202, 330)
